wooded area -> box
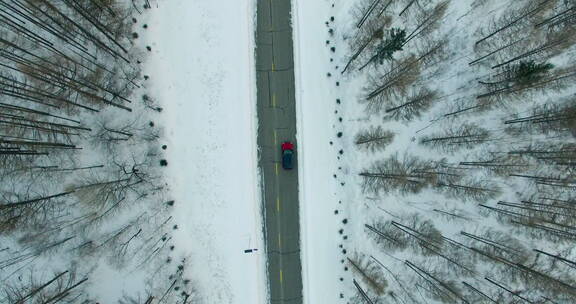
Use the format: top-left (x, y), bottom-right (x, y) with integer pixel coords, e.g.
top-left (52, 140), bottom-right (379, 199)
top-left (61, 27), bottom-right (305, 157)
top-left (0, 0), bottom-right (191, 303)
top-left (340, 0), bottom-right (576, 302)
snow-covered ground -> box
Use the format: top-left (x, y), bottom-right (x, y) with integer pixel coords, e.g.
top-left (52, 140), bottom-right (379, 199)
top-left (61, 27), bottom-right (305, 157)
top-left (293, 1), bottom-right (344, 303)
top-left (142, 1), bottom-right (267, 302)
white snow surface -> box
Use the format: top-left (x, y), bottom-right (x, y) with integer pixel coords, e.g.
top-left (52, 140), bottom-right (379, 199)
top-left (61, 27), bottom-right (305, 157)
top-left (142, 1), bottom-right (267, 303)
top-left (293, 1), bottom-right (343, 303)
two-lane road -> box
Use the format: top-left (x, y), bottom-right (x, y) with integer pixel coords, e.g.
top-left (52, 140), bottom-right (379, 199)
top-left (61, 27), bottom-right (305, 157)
top-left (255, 0), bottom-right (303, 303)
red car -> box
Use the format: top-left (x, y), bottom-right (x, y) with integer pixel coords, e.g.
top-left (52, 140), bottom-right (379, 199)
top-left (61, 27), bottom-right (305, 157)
top-left (281, 141), bottom-right (294, 170)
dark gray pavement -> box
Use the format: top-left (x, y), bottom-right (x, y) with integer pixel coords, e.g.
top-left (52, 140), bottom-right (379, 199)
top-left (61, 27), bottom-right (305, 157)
top-left (255, 0), bottom-right (303, 303)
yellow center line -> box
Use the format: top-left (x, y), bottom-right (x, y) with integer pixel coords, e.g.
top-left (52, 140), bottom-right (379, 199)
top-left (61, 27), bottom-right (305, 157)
top-left (280, 269), bottom-right (283, 284)
top-left (273, 129), bottom-right (277, 145)
top-left (272, 61), bottom-right (276, 71)
top-left (278, 233), bottom-right (282, 248)
top-left (276, 197), bottom-right (280, 212)
top-left (275, 162), bottom-right (279, 176)
top-left (272, 94), bottom-right (276, 107)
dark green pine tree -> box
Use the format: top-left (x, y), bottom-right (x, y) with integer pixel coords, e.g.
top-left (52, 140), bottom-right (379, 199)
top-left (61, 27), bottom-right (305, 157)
top-left (376, 28), bottom-right (406, 63)
top-left (513, 60), bottom-right (554, 85)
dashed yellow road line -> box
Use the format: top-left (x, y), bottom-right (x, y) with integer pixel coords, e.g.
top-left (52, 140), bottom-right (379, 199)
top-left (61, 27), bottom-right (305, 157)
top-left (278, 233), bottom-right (282, 248)
top-left (275, 163), bottom-right (279, 176)
top-left (276, 196), bottom-right (280, 212)
top-left (280, 269), bottom-right (284, 284)
top-left (272, 61), bottom-right (276, 71)
top-left (273, 129), bottom-right (277, 145)
top-left (272, 94), bottom-right (277, 107)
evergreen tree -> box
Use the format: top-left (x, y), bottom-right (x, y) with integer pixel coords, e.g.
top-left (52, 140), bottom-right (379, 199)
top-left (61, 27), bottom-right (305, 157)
top-left (377, 28), bottom-right (406, 63)
top-left (513, 60), bottom-right (554, 85)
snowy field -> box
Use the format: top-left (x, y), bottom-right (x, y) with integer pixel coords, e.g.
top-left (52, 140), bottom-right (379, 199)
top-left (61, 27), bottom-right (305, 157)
top-left (292, 1), bottom-right (344, 303)
top-left (142, 0), bottom-right (267, 303)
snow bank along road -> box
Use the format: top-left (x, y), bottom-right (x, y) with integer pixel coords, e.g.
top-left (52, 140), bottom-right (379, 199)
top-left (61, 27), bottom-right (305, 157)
top-left (144, 0), bottom-right (266, 303)
top-left (255, 0), bottom-right (304, 303)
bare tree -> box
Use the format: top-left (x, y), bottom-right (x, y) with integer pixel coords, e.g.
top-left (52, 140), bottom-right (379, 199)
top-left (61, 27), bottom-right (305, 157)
top-left (384, 88), bottom-right (438, 121)
top-left (355, 126), bottom-right (395, 152)
top-left (348, 253), bottom-right (388, 295)
top-left (363, 39), bottom-right (446, 113)
top-left (504, 99), bottom-right (576, 137)
top-left (437, 178), bottom-right (500, 203)
top-left (420, 123), bottom-right (490, 153)
top-left (360, 154), bottom-right (437, 194)
top-left (1, 269), bottom-right (90, 304)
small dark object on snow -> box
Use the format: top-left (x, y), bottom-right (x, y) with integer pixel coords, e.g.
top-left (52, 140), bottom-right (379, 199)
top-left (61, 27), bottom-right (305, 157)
top-left (337, 132), bottom-right (343, 137)
top-left (330, 46), bottom-right (335, 52)
top-left (162, 145), bottom-right (168, 150)
top-left (132, 32), bottom-right (139, 39)
top-left (160, 159), bottom-right (168, 166)
top-left (146, 46), bottom-right (152, 51)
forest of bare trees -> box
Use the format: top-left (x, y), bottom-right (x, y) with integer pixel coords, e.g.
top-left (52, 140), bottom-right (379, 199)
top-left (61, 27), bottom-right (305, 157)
top-left (337, 0), bottom-right (576, 302)
top-left (0, 0), bottom-right (190, 303)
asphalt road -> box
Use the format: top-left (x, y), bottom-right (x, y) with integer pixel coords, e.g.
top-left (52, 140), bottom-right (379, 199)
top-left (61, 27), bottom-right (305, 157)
top-left (255, 0), bottom-right (303, 303)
